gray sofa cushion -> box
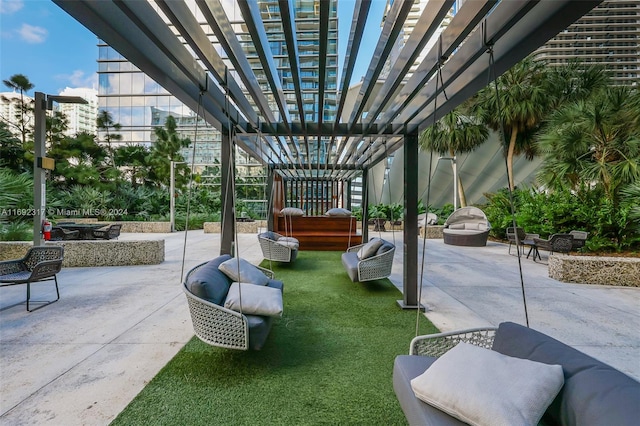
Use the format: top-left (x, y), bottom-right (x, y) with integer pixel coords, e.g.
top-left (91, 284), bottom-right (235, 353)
top-left (245, 279), bottom-right (283, 350)
top-left (358, 238), bottom-right (383, 259)
top-left (259, 231), bottom-right (280, 241)
top-left (341, 251), bottom-right (360, 282)
top-left (492, 322), bottom-right (640, 426)
top-left (185, 254), bottom-right (233, 305)
top-left (376, 241), bottom-right (395, 256)
top-left (219, 257), bottom-right (270, 286)
top-left (393, 355), bottom-right (467, 426)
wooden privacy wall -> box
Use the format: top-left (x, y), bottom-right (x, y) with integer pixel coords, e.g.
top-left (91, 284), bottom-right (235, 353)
top-left (271, 173), bottom-right (361, 251)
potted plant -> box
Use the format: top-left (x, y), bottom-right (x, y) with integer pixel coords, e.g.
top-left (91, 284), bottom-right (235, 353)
top-left (388, 203), bottom-right (403, 225)
top-left (368, 204), bottom-right (388, 231)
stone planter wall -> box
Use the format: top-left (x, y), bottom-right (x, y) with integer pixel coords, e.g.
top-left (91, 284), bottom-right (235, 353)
top-left (420, 225), bottom-right (444, 239)
top-left (58, 219), bottom-right (171, 233)
top-left (203, 220), bottom-right (267, 234)
top-left (0, 240), bottom-right (164, 267)
top-left (549, 255), bottom-right (640, 287)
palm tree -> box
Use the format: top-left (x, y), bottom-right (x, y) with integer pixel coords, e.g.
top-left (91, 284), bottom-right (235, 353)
top-left (470, 58), bottom-right (550, 191)
top-left (419, 108), bottom-right (488, 207)
top-left (146, 115), bottom-right (191, 188)
top-left (537, 86), bottom-right (640, 201)
top-left (96, 110), bottom-right (122, 166)
top-left (471, 59), bottom-right (611, 192)
top-left (2, 74), bottom-right (35, 149)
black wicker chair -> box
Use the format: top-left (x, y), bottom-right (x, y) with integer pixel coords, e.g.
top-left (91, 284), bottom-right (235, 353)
top-left (569, 230), bottom-right (588, 252)
top-left (0, 246), bottom-right (64, 311)
top-left (530, 234), bottom-right (574, 262)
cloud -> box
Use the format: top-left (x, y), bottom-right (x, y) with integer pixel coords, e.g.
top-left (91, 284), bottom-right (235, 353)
top-left (56, 70), bottom-right (99, 90)
top-left (17, 23), bottom-right (47, 43)
top-left (0, 0), bottom-right (24, 14)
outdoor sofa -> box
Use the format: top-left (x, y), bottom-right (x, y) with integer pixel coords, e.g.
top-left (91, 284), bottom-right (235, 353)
top-left (393, 321), bottom-right (639, 426)
top-left (442, 207), bottom-right (491, 247)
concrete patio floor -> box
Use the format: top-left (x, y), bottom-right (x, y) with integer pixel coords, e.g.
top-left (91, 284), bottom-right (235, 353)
top-left (1, 230), bottom-right (638, 425)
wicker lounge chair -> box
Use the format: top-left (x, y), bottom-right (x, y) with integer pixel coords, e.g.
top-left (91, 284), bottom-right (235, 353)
top-left (341, 239), bottom-right (395, 282)
top-left (442, 207), bottom-right (491, 247)
top-left (183, 255), bottom-right (283, 351)
top-left (0, 246), bottom-right (64, 311)
top-left (258, 231), bottom-right (298, 263)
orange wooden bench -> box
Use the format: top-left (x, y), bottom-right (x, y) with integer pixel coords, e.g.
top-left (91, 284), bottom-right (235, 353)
top-left (274, 216), bottom-right (362, 251)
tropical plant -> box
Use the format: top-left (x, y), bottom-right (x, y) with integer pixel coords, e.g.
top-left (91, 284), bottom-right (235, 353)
top-left (0, 169), bottom-right (32, 223)
top-left (113, 144), bottom-right (150, 187)
top-left (483, 186), bottom-right (638, 252)
top-left (367, 203), bottom-right (388, 219)
top-left (146, 115), bottom-right (191, 188)
top-left (537, 85), bottom-right (640, 202)
top-left (470, 57), bottom-right (551, 191)
top-left (0, 222), bottom-right (32, 241)
top-left (0, 121), bottom-right (28, 172)
top-left (621, 183), bottom-right (640, 234)
top-left (96, 110), bottom-right (122, 167)
top-left (2, 73), bottom-right (34, 148)
top-left (419, 107), bottom-right (489, 207)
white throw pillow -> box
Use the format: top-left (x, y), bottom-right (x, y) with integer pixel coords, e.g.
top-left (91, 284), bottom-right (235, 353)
top-left (224, 282), bottom-right (283, 317)
top-left (280, 207), bottom-right (304, 216)
top-left (410, 342), bottom-right (564, 426)
top-left (218, 258), bottom-right (269, 286)
top-left (357, 238), bottom-right (384, 260)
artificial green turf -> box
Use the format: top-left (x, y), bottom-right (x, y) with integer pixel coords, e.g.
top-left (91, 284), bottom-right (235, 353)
top-left (111, 251), bottom-right (438, 426)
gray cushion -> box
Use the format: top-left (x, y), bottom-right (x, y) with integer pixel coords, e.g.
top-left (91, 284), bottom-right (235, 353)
top-left (492, 322), bottom-right (640, 426)
top-left (325, 207), bottom-right (352, 216)
top-left (218, 258), bottom-right (269, 286)
top-left (185, 254), bottom-right (233, 305)
top-left (357, 238), bottom-right (384, 259)
top-left (280, 207), bottom-right (304, 216)
top-left (376, 241), bottom-right (395, 256)
top-left (341, 251), bottom-right (360, 282)
top-left (259, 231), bottom-right (280, 241)
top-left (224, 282), bottom-right (283, 317)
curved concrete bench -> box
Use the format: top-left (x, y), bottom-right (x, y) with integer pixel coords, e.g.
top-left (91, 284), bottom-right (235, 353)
top-left (0, 240), bottom-right (164, 267)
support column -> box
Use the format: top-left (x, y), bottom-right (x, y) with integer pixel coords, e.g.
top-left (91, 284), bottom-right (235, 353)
top-left (33, 92), bottom-right (47, 247)
top-left (361, 169), bottom-right (369, 243)
top-left (266, 166), bottom-right (274, 231)
top-left (220, 127), bottom-right (235, 256)
top-left (398, 131), bottom-right (423, 310)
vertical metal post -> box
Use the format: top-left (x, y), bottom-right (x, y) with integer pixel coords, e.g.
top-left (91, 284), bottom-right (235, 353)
top-left (452, 156), bottom-right (458, 211)
top-left (399, 131), bottom-right (422, 310)
top-left (33, 92), bottom-right (46, 246)
top-left (361, 169), bottom-right (369, 243)
top-left (220, 127), bottom-right (235, 256)
top-left (170, 161), bottom-right (176, 232)
top-left (266, 167), bottom-right (274, 231)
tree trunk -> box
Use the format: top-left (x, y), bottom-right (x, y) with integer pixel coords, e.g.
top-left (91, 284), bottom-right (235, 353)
top-left (507, 130), bottom-right (518, 191)
top-left (457, 174), bottom-right (467, 208)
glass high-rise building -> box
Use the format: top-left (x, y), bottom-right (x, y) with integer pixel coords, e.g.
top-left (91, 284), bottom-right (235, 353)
top-left (534, 0), bottom-right (639, 86)
top-left (96, 0), bottom-right (338, 165)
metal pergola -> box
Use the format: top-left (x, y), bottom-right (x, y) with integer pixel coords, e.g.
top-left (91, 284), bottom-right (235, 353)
top-left (53, 0), bottom-right (601, 308)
